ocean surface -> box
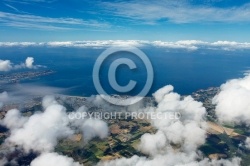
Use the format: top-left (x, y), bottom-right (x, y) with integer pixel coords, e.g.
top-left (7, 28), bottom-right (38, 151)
top-left (1, 46), bottom-right (250, 96)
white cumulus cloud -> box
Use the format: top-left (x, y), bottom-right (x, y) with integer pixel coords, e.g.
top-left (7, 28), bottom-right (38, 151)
top-left (0, 60), bottom-right (12, 71)
top-left (2, 103), bottom-right (73, 152)
top-left (213, 73), bottom-right (250, 125)
top-left (0, 57), bottom-right (44, 72)
top-left (30, 152), bottom-right (82, 166)
top-left (25, 57), bottom-right (34, 68)
top-left (98, 85), bottom-right (210, 166)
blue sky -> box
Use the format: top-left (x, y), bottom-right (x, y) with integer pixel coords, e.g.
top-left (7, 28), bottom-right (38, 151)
top-left (0, 0), bottom-right (250, 42)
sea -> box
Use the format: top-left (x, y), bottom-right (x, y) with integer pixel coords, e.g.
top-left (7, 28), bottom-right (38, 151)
top-left (1, 46), bottom-right (250, 97)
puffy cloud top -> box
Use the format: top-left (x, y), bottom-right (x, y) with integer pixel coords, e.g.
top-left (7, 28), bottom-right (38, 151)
top-left (213, 73), bottom-right (250, 125)
top-left (0, 60), bottom-right (12, 71)
top-left (0, 57), bottom-right (43, 72)
top-left (5, 104), bottom-right (73, 152)
top-left (25, 57), bottom-right (34, 68)
top-left (30, 152), bottom-right (82, 166)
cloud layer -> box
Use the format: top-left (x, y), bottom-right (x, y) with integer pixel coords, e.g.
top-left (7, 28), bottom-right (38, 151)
top-left (1, 95), bottom-right (109, 165)
top-left (98, 85), bottom-right (240, 166)
top-left (0, 83), bottom-right (245, 165)
top-left (1, 40), bottom-right (250, 50)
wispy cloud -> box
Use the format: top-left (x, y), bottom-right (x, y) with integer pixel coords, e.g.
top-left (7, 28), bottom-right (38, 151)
top-left (101, 0), bottom-right (250, 24)
top-left (2, 21), bottom-right (74, 30)
top-left (3, 0), bottom-right (56, 4)
top-left (0, 11), bottom-right (110, 30)
top-left (4, 3), bottom-right (20, 12)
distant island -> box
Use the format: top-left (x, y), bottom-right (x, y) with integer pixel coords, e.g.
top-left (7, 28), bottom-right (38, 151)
top-left (0, 70), bottom-right (55, 84)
